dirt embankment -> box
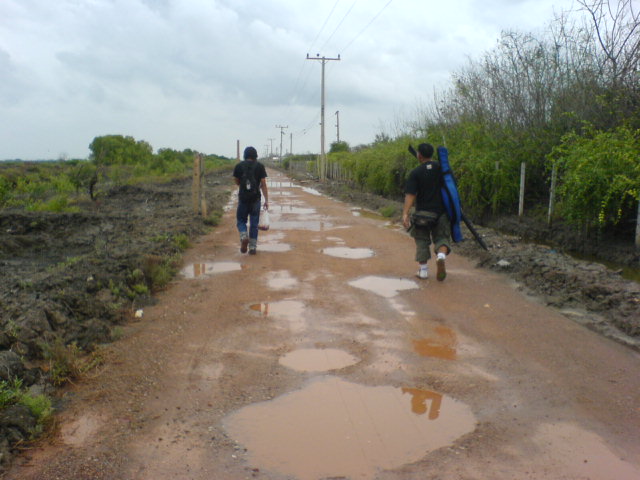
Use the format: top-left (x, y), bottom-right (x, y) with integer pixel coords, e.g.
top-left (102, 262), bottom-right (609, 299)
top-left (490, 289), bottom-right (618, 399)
top-left (0, 170), bottom-right (232, 469)
top-left (0, 166), bottom-right (638, 472)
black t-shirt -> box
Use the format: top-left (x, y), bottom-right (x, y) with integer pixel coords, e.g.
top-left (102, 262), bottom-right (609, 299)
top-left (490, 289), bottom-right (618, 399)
top-left (233, 160), bottom-right (267, 199)
top-left (405, 161), bottom-right (444, 214)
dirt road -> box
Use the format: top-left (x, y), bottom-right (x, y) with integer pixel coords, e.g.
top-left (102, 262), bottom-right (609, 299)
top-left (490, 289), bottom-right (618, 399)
top-left (8, 169), bottom-right (640, 480)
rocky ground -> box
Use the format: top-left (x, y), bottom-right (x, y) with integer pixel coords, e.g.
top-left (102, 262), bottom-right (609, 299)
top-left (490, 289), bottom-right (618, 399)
top-left (0, 165), bottom-right (638, 473)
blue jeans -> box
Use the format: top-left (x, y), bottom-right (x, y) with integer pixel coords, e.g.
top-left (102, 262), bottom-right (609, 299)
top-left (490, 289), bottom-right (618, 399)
top-left (236, 199), bottom-right (261, 241)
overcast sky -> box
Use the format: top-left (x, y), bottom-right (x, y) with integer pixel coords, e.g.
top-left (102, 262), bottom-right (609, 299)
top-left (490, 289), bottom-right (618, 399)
top-left (1, 0), bottom-right (579, 160)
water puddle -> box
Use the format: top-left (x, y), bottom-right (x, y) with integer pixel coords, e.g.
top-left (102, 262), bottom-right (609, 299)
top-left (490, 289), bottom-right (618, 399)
top-left (301, 186), bottom-right (322, 196)
top-left (267, 180), bottom-right (297, 189)
top-left (322, 246), bottom-right (375, 259)
top-left (224, 376), bottom-right (476, 480)
top-left (413, 325), bottom-right (457, 360)
top-left (279, 348), bottom-right (359, 372)
top-left (351, 208), bottom-right (388, 222)
top-left (257, 243), bottom-right (291, 252)
top-left (265, 270), bottom-right (298, 290)
top-left (348, 276), bottom-right (418, 298)
top-left (273, 206), bottom-right (317, 215)
top-left (271, 220), bottom-right (334, 231)
top-left (180, 261), bottom-right (242, 278)
top-left (249, 300), bottom-right (307, 332)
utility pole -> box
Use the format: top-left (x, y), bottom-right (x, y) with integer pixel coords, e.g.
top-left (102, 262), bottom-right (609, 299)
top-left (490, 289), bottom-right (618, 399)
top-left (268, 138), bottom-right (275, 158)
top-left (335, 110), bottom-right (340, 143)
top-left (307, 53), bottom-right (340, 180)
top-left (275, 125), bottom-right (288, 160)
top-left (289, 132), bottom-right (293, 157)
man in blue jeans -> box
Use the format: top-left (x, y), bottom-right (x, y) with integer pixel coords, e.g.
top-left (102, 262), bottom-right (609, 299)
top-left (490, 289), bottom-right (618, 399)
top-left (233, 146), bottom-right (269, 255)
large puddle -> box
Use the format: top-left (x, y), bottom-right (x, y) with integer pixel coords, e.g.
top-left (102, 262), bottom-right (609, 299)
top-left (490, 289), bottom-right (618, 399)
top-left (279, 348), bottom-right (359, 372)
top-left (179, 261), bottom-right (242, 278)
top-left (348, 276), bottom-right (418, 298)
top-left (322, 246), bottom-right (375, 259)
top-left (224, 376), bottom-right (476, 480)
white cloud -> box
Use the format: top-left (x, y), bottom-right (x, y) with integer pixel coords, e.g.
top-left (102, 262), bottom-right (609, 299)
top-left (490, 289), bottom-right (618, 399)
top-left (0, 0), bottom-right (577, 159)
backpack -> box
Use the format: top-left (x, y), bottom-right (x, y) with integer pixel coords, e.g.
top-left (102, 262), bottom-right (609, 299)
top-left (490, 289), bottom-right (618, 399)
top-left (239, 161), bottom-right (260, 203)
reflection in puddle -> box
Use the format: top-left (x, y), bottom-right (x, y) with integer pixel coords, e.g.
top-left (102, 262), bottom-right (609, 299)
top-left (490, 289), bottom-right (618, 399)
top-left (413, 325), bottom-right (457, 360)
top-left (180, 262), bottom-right (242, 278)
top-left (271, 220), bottom-right (334, 231)
top-left (249, 300), bottom-right (306, 332)
top-left (225, 376), bottom-right (476, 480)
top-left (322, 246), bottom-right (374, 259)
top-left (257, 243), bottom-right (291, 252)
top-left (348, 276), bottom-right (418, 298)
top-left (265, 270), bottom-right (298, 290)
top-left (274, 206), bottom-right (316, 215)
top-left (279, 348), bottom-right (359, 372)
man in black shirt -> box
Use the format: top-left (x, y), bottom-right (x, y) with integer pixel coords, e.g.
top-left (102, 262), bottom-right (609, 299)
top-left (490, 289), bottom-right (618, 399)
top-left (233, 146), bottom-right (269, 255)
top-left (402, 143), bottom-right (451, 281)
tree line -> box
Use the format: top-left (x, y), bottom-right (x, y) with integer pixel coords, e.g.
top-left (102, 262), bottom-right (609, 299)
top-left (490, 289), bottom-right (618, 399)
top-left (322, 0), bottom-right (639, 241)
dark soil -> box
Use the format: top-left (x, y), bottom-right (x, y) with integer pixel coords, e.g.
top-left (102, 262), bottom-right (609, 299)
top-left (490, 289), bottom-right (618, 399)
top-left (0, 169), bottom-right (232, 470)
top-left (0, 165), bottom-right (639, 473)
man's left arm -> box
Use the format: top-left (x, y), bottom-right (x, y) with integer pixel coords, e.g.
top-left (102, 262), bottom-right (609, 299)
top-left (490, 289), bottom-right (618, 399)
top-left (402, 194), bottom-right (416, 229)
top-left (260, 178), bottom-right (269, 209)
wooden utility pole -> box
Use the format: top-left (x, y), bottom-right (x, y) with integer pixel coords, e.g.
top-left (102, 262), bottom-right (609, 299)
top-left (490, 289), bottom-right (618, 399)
top-left (335, 110), bottom-right (340, 143)
top-left (276, 125), bottom-right (288, 159)
top-left (268, 138), bottom-right (275, 158)
top-left (307, 53), bottom-right (340, 180)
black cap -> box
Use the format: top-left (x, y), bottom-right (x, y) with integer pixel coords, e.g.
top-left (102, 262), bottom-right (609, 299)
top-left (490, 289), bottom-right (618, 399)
top-left (243, 146), bottom-right (258, 160)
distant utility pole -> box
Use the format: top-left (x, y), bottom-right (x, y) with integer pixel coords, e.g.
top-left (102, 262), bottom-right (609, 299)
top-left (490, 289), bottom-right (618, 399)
top-left (275, 125), bottom-right (288, 159)
top-left (335, 110), bottom-right (340, 143)
top-left (268, 138), bottom-right (275, 157)
top-left (289, 132), bottom-right (293, 156)
top-left (307, 53), bottom-right (340, 180)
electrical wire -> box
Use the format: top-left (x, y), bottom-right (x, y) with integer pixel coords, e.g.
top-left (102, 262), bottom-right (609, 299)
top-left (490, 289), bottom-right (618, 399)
top-left (339, 0), bottom-right (394, 54)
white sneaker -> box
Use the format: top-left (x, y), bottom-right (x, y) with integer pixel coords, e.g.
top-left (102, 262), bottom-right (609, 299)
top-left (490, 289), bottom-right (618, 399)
top-left (416, 269), bottom-right (428, 279)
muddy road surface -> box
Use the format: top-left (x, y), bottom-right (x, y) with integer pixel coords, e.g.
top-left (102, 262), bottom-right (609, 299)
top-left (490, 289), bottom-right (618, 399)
top-left (7, 170), bottom-right (640, 480)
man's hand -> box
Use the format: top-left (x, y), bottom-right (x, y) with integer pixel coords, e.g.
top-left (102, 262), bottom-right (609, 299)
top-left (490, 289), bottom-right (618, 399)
top-left (403, 213), bottom-right (411, 230)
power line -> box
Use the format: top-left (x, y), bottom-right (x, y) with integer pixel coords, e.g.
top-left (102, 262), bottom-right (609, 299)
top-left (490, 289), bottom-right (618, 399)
top-left (340, 0), bottom-right (393, 54)
top-left (319, 0), bottom-right (358, 52)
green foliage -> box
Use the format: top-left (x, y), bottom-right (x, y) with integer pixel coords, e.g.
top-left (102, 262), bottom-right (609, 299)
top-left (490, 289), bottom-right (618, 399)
top-left (549, 125), bottom-right (640, 229)
top-left (379, 205), bottom-right (398, 217)
top-left (89, 135), bottom-right (153, 166)
top-left (173, 233), bottom-right (190, 251)
top-left (0, 378), bottom-right (53, 433)
top-left (204, 209), bottom-right (223, 226)
top-left (329, 141), bottom-right (350, 153)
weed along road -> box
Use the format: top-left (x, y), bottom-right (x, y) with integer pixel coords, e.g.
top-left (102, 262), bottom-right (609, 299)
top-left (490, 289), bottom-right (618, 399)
top-left (10, 169), bottom-right (640, 480)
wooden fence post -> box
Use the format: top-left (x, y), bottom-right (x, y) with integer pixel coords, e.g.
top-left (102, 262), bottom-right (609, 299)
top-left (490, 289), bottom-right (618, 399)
top-left (548, 163), bottom-right (557, 227)
top-left (636, 198), bottom-right (640, 249)
top-left (192, 154), bottom-right (205, 216)
top-left (518, 162), bottom-right (526, 218)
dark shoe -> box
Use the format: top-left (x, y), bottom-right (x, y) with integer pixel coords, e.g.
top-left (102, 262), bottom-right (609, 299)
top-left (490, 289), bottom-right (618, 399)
top-left (249, 248), bottom-right (257, 255)
top-left (240, 237), bottom-right (249, 253)
top-left (436, 258), bottom-right (446, 281)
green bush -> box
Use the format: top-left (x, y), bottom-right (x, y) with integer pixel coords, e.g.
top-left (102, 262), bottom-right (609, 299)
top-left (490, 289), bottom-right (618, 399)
top-left (549, 125), bottom-right (640, 229)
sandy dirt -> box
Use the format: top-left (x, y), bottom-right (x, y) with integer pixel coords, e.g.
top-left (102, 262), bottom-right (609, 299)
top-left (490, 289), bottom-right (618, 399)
top-left (5, 169), bottom-right (640, 480)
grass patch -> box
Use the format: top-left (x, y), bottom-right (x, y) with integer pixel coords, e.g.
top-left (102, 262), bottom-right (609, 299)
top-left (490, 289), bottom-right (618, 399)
top-left (0, 378), bottom-right (53, 435)
top-left (379, 205), bottom-right (398, 218)
top-left (42, 339), bottom-right (103, 386)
